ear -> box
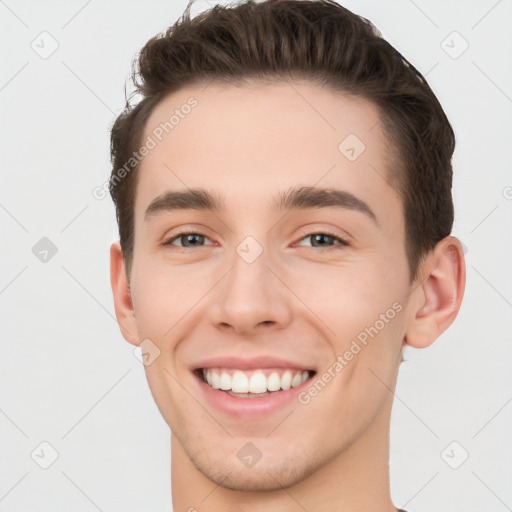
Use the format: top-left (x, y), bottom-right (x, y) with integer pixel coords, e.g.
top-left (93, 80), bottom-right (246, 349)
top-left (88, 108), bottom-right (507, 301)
top-left (110, 242), bottom-right (140, 346)
top-left (405, 236), bottom-right (466, 348)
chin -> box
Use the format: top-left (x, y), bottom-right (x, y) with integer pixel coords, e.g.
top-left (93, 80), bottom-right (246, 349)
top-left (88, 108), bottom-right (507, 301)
top-left (190, 449), bottom-right (316, 492)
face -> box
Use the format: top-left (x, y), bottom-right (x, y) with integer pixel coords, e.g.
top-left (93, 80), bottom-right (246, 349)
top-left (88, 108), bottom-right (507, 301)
top-left (123, 80), bottom-right (415, 490)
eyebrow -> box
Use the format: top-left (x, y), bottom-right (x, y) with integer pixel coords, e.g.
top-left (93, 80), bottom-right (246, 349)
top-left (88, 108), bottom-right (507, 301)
top-left (144, 186), bottom-right (377, 223)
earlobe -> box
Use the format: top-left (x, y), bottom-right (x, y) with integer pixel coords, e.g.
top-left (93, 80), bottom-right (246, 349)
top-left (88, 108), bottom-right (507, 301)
top-left (110, 242), bottom-right (140, 346)
top-left (404, 236), bottom-right (466, 349)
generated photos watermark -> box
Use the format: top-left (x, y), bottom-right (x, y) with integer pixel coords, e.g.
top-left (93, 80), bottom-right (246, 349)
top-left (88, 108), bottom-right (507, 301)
top-left (298, 301), bottom-right (403, 405)
top-left (93, 96), bottom-right (198, 200)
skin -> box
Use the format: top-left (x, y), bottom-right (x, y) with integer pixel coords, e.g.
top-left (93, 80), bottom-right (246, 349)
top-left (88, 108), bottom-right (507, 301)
top-left (110, 80), bottom-right (465, 511)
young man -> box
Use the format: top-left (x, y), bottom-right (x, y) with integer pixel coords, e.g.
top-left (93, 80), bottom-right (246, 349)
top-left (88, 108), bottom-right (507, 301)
top-left (109, 0), bottom-right (465, 510)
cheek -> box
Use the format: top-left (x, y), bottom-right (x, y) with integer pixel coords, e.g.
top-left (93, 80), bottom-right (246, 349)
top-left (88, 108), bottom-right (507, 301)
top-left (130, 262), bottom-right (203, 340)
top-left (304, 276), bottom-right (405, 435)
top-left (131, 265), bottom-right (203, 422)
top-left (286, 257), bottom-right (406, 339)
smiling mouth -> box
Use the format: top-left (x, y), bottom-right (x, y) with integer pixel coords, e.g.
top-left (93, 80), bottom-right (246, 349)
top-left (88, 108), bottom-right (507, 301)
top-left (195, 367), bottom-right (316, 398)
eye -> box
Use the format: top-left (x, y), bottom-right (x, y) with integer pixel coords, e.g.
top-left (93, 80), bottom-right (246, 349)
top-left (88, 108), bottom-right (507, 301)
top-left (162, 230), bottom-right (349, 252)
top-left (295, 232), bottom-right (349, 251)
top-left (163, 231), bottom-right (214, 249)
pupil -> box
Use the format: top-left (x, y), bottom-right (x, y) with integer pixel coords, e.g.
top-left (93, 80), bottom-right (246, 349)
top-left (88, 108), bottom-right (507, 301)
top-left (185, 234), bottom-right (202, 246)
top-left (314, 234), bottom-right (331, 246)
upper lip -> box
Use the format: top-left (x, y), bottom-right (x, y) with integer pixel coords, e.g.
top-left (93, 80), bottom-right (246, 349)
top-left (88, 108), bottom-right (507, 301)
top-left (192, 356), bottom-right (316, 372)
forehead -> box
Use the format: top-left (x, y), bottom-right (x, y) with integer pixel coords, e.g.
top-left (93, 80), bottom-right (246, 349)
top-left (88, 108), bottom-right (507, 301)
top-left (134, 80), bottom-right (401, 224)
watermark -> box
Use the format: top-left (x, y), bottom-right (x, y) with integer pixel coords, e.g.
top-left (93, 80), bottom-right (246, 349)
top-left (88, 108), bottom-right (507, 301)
top-left (31, 441), bottom-right (59, 469)
top-left (92, 96), bottom-right (198, 200)
top-left (236, 235), bottom-right (264, 263)
top-left (31, 31), bottom-right (59, 59)
top-left (338, 133), bottom-right (366, 162)
top-left (441, 31), bottom-right (469, 60)
top-left (298, 301), bottom-right (403, 405)
top-left (440, 440), bottom-right (469, 469)
top-left (133, 338), bottom-right (161, 366)
top-left (237, 442), bottom-right (262, 468)
top-left (32, 236), bottom-right (58, 263)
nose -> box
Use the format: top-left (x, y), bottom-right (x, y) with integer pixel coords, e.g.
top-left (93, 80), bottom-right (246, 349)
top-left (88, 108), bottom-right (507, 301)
top-left (210, 243), bottom-right (293, 336)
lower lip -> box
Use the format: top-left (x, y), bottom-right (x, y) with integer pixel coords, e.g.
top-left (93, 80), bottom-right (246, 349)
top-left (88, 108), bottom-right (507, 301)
top-left (194, 371), bottom-right (314, 418)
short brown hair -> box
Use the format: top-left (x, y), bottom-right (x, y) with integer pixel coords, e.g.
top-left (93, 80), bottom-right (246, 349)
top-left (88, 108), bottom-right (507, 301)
top-left (110, 0), bottom-right (455, 280)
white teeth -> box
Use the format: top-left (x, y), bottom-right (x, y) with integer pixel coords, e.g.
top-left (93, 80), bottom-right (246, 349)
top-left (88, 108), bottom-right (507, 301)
top-left (211, 371), bottom-right (220, 389)
top-left (201, 368), bottom-right (310, 394)
top-left (232, 371), bottom-right (249, 393)
top-left (291, 372), bottom-right (303, 387)
top-left (267, 372), bottom-right (281, 391)
top-left (281, 370), bottom-right (292, 390)
top-left (249, 372), bottom-right (267, 393)
top-left (219, 372), bottom-right (231, 391)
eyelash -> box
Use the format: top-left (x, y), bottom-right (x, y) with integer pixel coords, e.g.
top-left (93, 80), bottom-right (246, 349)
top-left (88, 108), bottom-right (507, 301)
top-left (162, 230), bottom-right (349, 253)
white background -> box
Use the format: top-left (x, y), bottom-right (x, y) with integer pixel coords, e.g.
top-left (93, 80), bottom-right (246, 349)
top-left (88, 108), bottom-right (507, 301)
top-left (0, 0), bottom-right (511, 510)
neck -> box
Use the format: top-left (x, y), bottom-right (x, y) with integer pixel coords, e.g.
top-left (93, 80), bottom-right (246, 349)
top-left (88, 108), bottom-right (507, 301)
top-left (171, 390), bottom-right (397, 512)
